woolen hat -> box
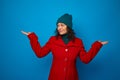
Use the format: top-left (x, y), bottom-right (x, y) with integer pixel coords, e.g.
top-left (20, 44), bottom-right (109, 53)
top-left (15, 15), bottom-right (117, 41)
top-left (56, 13), bottom-right (73, 29)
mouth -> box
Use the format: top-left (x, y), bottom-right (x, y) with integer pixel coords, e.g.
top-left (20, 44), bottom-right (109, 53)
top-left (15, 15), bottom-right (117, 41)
top-left (58, 29), bottom-right (62, 32)
top-left (58, 31), bottom-right (63, 33)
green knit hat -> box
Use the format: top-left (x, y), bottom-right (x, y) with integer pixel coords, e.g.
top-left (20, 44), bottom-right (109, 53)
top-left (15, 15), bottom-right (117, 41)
top-left (56, 13), bottom-right (73, 29)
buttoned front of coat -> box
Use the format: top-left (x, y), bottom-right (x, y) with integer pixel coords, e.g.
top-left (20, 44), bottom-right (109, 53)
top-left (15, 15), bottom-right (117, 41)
top-left (28, 33), bottom-right (103, 80)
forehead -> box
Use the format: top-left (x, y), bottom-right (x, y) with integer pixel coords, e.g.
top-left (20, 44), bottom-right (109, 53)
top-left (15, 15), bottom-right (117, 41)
top-left (57, 23), bottom-right (66, 26)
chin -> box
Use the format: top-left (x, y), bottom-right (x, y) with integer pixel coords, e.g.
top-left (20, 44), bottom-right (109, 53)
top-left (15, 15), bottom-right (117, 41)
top-left (59, 33), bottom-right (66, 36)
top-left (59, 34), bottom-right (63, 35)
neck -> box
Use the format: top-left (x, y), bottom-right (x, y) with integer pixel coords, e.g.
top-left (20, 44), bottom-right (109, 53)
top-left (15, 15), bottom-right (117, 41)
top-left (61, 33), bottom-right (68, 37)
top-left (61, 33), bottom-right (69, 44)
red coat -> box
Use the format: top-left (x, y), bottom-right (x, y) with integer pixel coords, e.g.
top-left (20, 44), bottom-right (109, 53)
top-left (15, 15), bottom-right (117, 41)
top-left (28, 33), bottom-right (103, 80)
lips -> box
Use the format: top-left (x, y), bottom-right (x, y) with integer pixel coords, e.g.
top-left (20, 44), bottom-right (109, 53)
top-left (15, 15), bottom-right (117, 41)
top-left (58, 30), bottom-right (63, 33)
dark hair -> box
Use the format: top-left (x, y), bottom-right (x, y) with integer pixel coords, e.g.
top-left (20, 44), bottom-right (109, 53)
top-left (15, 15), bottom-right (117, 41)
top-left (55, 27), bottom-right (75, 41)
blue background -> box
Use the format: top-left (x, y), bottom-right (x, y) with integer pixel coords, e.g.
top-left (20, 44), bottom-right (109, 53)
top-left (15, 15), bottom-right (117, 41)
top-left (0, 0), bottom-right (120, 80)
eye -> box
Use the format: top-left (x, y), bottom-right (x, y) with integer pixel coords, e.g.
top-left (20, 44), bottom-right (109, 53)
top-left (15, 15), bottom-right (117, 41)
top-left (61, 23), bottom-right (65, 27)
top-left (57, 23), bottom-right (66, 28)
top-left (61, 24), bottom-right (64, 27)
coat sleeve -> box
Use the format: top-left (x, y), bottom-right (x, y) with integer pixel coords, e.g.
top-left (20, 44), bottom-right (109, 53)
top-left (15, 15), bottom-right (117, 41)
top-left (27, 32), bottom-right (52, 58)
top-left (79, 40), bottom-right (103, 64)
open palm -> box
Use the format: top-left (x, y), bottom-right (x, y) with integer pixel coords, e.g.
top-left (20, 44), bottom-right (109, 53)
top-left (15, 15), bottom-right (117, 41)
top-left (21, 30), bottom-right (31, 35)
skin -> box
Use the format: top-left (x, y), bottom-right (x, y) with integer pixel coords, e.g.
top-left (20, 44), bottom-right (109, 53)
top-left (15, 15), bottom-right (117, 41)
top-left (21, 23), bottom-right (108, 45)
top-left (57, 23), bottom-right (68, 35)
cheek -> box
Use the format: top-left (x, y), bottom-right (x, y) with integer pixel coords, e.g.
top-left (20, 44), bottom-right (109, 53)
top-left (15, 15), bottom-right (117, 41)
top-left (63, 28), bottom-right (67, 32)
top-left (57, 27), bottom-right (60, 32)
top-left (57, 28), bottom-right (59, 31)
top-left (57, 26), bottom-right (61, 30)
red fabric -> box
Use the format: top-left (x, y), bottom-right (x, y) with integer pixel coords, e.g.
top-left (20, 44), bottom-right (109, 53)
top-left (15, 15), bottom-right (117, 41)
top-left (28, 32), bottom-right (103, 80)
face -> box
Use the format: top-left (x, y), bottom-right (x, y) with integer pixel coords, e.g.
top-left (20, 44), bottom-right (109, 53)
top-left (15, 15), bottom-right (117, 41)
top-left (57, 23), bottom-right (68, 35)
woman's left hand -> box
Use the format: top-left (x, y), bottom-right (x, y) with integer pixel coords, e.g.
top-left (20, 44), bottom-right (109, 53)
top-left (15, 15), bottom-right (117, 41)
top-left (98, 41), bottom-right (108, 45)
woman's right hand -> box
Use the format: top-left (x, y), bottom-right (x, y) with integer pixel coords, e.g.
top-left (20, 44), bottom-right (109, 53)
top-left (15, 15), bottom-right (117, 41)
top-left (21, 30), bottom-right (31, 36)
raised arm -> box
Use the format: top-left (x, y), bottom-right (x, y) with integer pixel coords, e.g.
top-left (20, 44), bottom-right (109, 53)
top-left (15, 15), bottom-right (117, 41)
top-left (79, 40), bottom-right (108, 64)
top-left (21, 30), bottom-right (52, 58)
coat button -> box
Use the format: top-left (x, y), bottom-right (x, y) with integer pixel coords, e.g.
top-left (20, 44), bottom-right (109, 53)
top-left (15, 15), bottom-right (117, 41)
top-left (65, 49), bottom-right (68, 52)
top-left (64, 58), bottom-right (68, 61)
top-left (64, 68), bottom-right (66, 71)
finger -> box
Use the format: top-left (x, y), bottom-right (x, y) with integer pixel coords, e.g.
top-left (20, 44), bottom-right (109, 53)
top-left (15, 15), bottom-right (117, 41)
top-left (105, 41), bottom-right (109, 44)
top-left (21, 30), bottom-right (26, 34)
top-left (104, 41), bottom-right (108, 43)
top-left (21, 30), bottom-right (28, 35)
top-left (102, 41), bottom-right (108, 45)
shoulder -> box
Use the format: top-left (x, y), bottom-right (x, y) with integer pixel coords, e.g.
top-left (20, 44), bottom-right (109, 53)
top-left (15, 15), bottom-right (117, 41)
top-left (72, 37), bottom-right (84, 46)
top-left (48, 36), bottom-right (57, 42)
top-left (74, 37), bottom-right (83, 43)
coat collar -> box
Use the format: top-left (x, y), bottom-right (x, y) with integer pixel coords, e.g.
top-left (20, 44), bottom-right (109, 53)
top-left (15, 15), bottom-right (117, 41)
top-left (53, 36), bottom-right (80, 47)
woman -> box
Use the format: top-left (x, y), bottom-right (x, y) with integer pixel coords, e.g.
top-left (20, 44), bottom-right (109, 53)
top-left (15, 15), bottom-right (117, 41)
top-left (21, 13), bottom-right (108, 80)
